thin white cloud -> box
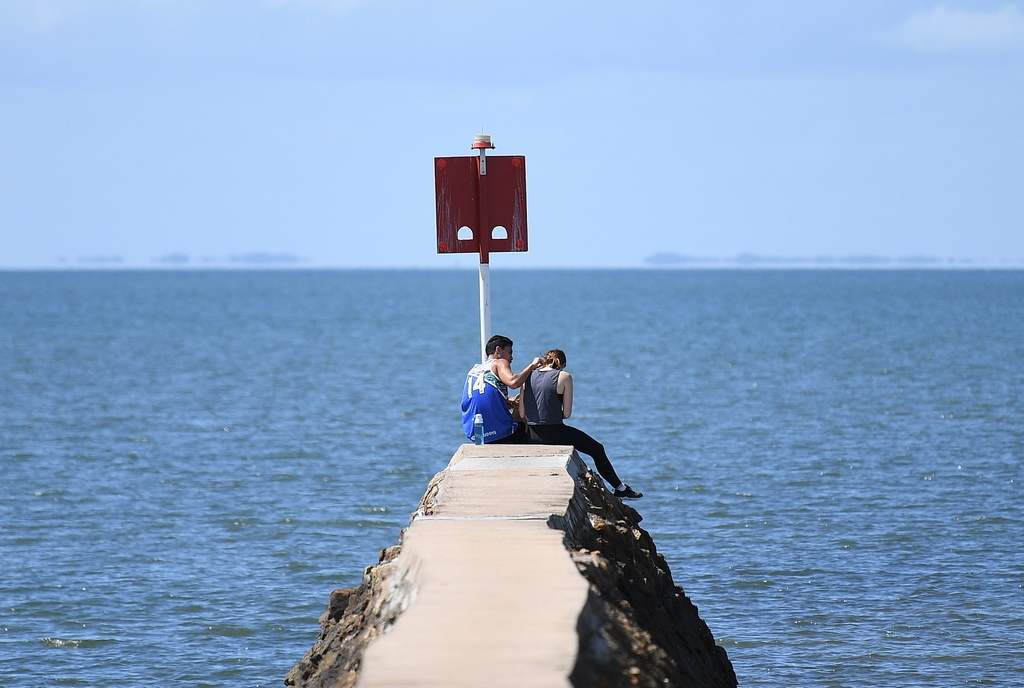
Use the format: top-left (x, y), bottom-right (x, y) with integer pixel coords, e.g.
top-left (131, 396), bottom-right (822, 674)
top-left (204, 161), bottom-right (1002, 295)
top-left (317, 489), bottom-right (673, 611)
top-left (263, 0), bottom-right (366, 11)
top-left (1, 0), bottom-right (79, 32)
top-left (891, 4), bottom-right (1024, 53)
top-left (1, 0), bottom-right (366, 32)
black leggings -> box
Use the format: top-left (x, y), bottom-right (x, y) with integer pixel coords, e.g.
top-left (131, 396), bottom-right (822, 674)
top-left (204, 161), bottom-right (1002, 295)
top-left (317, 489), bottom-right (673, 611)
top-left (526, 423), bottom-right (622, 488)
top-left (490, 421), bottom-right (530, 445)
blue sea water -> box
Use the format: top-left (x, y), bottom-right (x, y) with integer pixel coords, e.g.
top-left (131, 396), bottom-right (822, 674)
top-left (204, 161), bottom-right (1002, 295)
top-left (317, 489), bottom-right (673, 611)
top-left (1, 269), bottom-right (1021, 687)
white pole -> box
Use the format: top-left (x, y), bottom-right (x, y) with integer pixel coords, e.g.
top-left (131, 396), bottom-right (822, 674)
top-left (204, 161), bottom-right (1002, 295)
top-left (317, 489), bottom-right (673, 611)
top-left (479, 261), bottom-right (491, 362)
top-left (473, 133), bottom-right (494, 363)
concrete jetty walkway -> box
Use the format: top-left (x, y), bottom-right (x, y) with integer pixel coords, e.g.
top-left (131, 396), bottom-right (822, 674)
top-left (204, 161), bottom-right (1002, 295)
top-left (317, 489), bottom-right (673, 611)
top-left (355, 444), bottom-right (590, 688)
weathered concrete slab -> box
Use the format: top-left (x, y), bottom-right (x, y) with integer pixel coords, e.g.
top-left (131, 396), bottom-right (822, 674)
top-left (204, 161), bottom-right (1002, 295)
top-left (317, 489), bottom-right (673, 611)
top-left (285, 442), bottom-right (738, 688)
top-left (355, 444), bottom-right (587, 688)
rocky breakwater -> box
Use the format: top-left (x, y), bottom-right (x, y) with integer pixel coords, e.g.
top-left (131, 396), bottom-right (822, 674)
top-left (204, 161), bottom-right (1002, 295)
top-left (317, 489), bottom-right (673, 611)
top-left (285, 445), bottom-right (737, 688)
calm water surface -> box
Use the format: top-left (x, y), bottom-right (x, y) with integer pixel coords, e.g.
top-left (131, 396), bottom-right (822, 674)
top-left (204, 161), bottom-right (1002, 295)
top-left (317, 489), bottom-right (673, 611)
top-left (2, 270), bottom-right (1021, 687)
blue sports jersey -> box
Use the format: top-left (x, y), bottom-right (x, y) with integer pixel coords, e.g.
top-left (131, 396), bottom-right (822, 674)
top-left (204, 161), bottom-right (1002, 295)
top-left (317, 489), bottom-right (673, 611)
top-left (461, 361), bottom-right (516, 442)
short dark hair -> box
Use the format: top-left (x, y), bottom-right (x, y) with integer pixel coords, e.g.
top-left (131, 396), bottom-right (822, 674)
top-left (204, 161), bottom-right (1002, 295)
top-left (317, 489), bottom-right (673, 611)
top-left (485, 334), bottom-right (513, 356)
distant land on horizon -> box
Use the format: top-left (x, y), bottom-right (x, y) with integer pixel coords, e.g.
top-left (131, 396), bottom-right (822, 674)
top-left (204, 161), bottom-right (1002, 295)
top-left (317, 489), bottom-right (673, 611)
top-left (642, 252), bottom-right (993, 267)
top-left (5, 252), bottom-right (1023, 269)
top-left (51, 252), bottom-right (307, 267)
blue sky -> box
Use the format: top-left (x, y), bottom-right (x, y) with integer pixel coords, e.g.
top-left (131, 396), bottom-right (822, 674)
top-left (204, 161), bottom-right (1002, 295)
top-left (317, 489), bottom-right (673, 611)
top-left (2, 0), bottom-right (1022, 268)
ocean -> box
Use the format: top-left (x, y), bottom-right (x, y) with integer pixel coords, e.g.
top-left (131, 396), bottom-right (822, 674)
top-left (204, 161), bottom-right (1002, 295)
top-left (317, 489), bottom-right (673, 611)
top-left (1, 269), bottom-right (1021, 687)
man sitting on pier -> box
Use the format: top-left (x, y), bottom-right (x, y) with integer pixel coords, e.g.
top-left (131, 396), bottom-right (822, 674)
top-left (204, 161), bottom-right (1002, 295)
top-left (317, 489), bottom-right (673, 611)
top-left (462, 334), bottom-right (543, 444)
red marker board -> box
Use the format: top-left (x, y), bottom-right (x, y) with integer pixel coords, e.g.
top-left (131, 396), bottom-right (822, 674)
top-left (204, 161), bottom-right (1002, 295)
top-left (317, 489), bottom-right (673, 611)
top-left (434, 155), bottom-right (528, 263)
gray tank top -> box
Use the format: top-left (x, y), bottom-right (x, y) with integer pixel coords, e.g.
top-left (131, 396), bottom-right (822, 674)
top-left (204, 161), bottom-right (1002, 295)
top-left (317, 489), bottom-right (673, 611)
top-left (523, 369), bottom-right (564, 425)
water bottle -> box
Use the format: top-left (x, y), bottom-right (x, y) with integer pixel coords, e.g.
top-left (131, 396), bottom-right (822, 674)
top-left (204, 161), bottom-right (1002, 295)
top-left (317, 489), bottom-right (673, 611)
top-left (473, 413), bottom-right (485, 445)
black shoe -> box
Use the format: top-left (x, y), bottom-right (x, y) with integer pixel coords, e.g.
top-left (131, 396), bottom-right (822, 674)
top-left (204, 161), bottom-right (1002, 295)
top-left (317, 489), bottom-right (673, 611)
top-left (615, 485), bottom-right (643, 500)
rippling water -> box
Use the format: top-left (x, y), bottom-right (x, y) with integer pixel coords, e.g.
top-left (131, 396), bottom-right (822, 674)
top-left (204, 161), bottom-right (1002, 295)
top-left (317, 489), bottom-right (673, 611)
top-left (2, 269), bottom-right (1021, 686)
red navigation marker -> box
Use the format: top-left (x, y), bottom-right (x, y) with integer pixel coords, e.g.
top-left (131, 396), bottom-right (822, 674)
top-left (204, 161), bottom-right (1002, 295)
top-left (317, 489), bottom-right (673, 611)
top-left (434, 134), bottom-right (529, 361)
top-left (435, 138), bottom-right (528, 264)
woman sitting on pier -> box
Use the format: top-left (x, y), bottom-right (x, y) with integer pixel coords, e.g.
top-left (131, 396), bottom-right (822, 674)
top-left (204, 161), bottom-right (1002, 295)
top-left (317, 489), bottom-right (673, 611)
top-left (520, 349), bottom-right (643, 500)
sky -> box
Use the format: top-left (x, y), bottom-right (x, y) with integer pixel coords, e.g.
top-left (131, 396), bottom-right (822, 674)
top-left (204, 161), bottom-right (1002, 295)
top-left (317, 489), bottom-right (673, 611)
top-left (1, 0), bottom-right (1022, 269)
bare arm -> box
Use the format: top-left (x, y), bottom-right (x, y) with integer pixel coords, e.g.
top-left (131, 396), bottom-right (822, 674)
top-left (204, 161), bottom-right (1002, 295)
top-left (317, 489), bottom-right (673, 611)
top-left (515, 391), bottom-right (527, 420)
top-left (493, 356), bottom-right (543, 390)
top-left (559, 371), bottom-right (574, 418)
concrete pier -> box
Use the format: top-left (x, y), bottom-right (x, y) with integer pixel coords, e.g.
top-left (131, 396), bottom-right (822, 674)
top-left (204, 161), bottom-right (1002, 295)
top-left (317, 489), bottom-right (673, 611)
top-left (356, 444), bottom-right (587, 688)
top-left (286, 444), bottom-right (737, 688)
